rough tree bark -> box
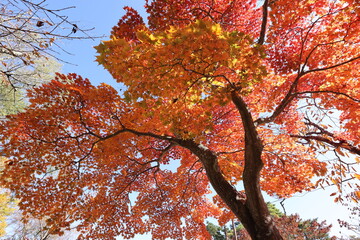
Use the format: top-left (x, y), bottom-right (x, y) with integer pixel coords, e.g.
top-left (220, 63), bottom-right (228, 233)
top-left (173, 91), bottom-right (283, 239)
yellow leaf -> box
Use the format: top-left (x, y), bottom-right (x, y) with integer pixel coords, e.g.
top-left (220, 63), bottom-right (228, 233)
top-left (211, 80), bottom-right (225, 87)
top-left (354, 173), bottom-right (360, 180)
top-left (211, 23), bottom-right (222, 35)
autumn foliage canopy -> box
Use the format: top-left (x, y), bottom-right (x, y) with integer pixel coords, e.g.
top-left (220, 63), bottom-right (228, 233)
top-left (1, 0), bottom-right (360, 239)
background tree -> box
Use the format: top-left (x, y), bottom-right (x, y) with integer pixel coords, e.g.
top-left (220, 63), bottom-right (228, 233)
top-left (0, 192), bottom-right (13, 237)
top-left (0, 56), bottom-right (60, 116)
top-left (0, 0), bottom-right (92, 106)
top-left (208, 203), bottom-right (336, 240)
top-left (4, 210), bottom-right (78, 240)
top-left (0, 0), bottom-right (90, 237)
top-left (0, 14), bottom-right (61, 233)
top-left (0, 157), bottom-right (14, 237)
top-left (206, 222), bottom-right (226, 240)
top-left (338, 199), bottom-right (360, 238)
top-left (276, 215), bottom-right (336, 240)
top-left (1, 0), bottom-right (360, 240)
top-left (235, 214), bottom-right (336, 240)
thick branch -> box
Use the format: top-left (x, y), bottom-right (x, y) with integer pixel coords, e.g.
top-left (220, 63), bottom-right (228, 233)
top-left (231, 90), bottom-right (263, 201)
top-left (231, 91), bottom-right (282, 239)
top-left (258, 0), bottom-right (269, 45)
top-left (304, 55), bottom-right (360, 74)
top-left (255, 52), bottom-right (360, 126)
top-left (173, 139), bottom-right (259, 239)
top-left (295, 90), bottom-right (360, 103)
top-left (291, 135), bottom-right (360, 156)
top-left (231, 91), bottom-right (262, 151)
top-left (290, 119), bottom-right (360, 155)
top-left (255, 74), bottom-right (302, 126)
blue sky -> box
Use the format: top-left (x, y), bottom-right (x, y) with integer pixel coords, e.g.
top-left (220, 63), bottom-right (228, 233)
top-left (53, 0), bottom-right (143, 85)
top-left (51, 0), bottom-right (354, 238)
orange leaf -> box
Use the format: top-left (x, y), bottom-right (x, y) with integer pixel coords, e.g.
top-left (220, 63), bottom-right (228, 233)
top-left (355, 191), bottom-right (360, 199)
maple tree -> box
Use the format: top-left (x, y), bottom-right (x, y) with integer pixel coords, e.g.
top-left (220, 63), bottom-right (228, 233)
top-left (1, 0), bottom-right (360, 239)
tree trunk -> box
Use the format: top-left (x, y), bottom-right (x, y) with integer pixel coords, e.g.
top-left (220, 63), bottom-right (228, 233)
top-left (232, 219), bottom-right (238, 240)
top-left (178, 91), bottom-right (283, 239)
top-left (180, 144), bottom-right (283, 238)
top-left (224, 225), bottom-right (228, 240)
